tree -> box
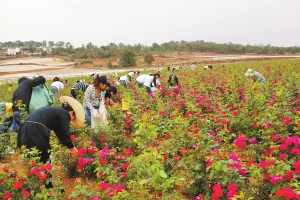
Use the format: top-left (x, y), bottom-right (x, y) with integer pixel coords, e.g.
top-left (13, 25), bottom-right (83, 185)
top-left (86, 42), bottom-right (95, 49)
top-left (57, 41), bottom-right (65, 47)
top-left (119, 49), bottom-right (136, 67)
top-left (143, 52), bottom-right (155, 65)
top-left (41, 51), bottom-right (48, 56)
top-left (65, 42), bottom-right (71, 48)
top-left (151, 43), bottom-right (161, 51)
top-left (48, 41), bottom-right (54, 47)
top-left (42, 40), bottom-right (47, 47)
top-left (28, 42), bottom-right (35, 53)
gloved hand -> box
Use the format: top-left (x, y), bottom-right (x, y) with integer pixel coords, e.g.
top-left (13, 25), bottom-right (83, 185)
top-left (92, 109), bottom-right (98, 117)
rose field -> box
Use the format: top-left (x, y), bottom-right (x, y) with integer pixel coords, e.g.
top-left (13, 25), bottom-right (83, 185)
top-left (1, 59), bottom-right (300, 200)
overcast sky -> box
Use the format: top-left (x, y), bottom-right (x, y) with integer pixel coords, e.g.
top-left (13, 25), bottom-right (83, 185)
top-left (1, 0), bottom-right (300, 48)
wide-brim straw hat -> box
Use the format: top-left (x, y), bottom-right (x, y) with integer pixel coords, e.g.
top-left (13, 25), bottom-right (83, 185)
top-left (245, 69), bottom-right (255, 76)
top-left (59, 96), bottom-right (85, 128)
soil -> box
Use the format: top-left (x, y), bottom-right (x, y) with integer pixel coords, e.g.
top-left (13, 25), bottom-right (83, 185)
top-left (1, 52), bottom-right (299, 82)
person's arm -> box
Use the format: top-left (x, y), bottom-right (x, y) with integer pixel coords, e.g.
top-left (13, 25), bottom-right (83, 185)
top-left (105, 97), bottom-right (110, 107)
top-left (124, 76), bottom-right (129, 84)
top-left (104, 90), bottom-right (111, 107)
top-left (26, 76), bottom-right (46, 88)
top-left (153, 77), bottom-right (157, 87)
top-left (54, 112), bottom-right (74, 149)
top-left (60, 82), bottom-right (64, 91)
top-left (156, 79), bottom-right (161, 88)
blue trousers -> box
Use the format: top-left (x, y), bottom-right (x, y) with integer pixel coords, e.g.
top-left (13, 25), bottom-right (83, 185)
top-left (84, 105), bottom-right (99, 126)
top-left (10, 111), bottom-right (23, 133)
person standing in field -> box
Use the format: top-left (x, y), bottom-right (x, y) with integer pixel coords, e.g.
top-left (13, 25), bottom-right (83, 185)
top-left (84, 75), bottom-right (109, 126)
top-left (11, 75), bottom-right (46, 131)
top-left (244, 69), bottom-right (266, 83)
top-left (50, 77), bottom-right (64, 98)
top-left (70, 80), bottom-right (89, 99)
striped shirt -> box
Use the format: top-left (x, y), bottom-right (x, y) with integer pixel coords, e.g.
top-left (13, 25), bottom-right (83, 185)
top-left (71, 82), bottom-right (88, 92)
top-left (254, 71), bottom-right (266, 83)
top-left (84, 85), bottom-right (106, 110)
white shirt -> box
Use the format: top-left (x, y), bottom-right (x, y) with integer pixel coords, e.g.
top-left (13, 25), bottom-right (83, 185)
top-left (144, 76), bottom-right (155, 87)
top-left (119, 75), bottom-right (129, 83)
top-left (50, 81), bottom-right (64, 90)
top-left (128, 72), bottom-right (135, 77)
top-left (136, 74), bottom-right (149, 84)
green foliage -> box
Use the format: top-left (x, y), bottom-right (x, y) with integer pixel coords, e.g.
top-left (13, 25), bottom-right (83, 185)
top-left (119, 49), bottom-right (137, 67)
top-left (1, 59), bottom-right (300, 199)
top-left (143, 52), bottom-right (155, 65)
top-left (28, 42), bottom-right (36, 53)
top-left (107, 59), bottom-right (113, 68)
top-left (41, 51), bottom-right (48, 56)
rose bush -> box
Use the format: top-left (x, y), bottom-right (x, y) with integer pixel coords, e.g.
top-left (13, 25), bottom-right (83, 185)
top-left (1, 59), bottom-right (300, 199)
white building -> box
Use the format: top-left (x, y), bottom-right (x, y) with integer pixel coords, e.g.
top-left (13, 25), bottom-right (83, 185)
top-left (7, 47), bottom-right (20, 55)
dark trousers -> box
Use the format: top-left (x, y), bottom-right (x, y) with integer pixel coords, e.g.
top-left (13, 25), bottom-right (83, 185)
top-left (40, 149), bottom-right (53, 189)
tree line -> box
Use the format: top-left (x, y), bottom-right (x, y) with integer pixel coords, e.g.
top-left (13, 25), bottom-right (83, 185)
top-left (1, 40), bottom-right (300, 66)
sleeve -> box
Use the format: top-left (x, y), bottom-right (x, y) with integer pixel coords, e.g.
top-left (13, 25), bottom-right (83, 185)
top-left (105, 90), bottom-right (111, 99)
top-left (153, 77), bottom-right (157, 87)
top-left (84, 84), bottom-right (89, 92)
top-left (84, 85), bottom-right (95, 110)
top-left (53, 112), bottom-right (74, 148)
top-left (26, 76), bottom-right (46, 88)
top-left (168, 75), bottom-right (172, 83)
top-left (60, 82), bottom-right (64, 89)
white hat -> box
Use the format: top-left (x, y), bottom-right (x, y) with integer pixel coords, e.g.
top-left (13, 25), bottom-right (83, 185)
top-left (59, 96), bottom-right (85, 128)
top-left (245, 69), bottom-right (255, 76)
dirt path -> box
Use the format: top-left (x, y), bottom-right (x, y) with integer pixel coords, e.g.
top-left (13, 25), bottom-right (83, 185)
top-left (1, 54), bottom-right (299, 83)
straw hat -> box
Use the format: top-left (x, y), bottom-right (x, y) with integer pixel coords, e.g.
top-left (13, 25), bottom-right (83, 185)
top-left (59, 96), bottom-right (85, 128)
top-left (245, 69), bottom-right (255, 76)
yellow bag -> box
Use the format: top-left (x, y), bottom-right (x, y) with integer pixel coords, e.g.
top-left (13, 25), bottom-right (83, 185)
top-left (122, 98), bottom-right (130, 111)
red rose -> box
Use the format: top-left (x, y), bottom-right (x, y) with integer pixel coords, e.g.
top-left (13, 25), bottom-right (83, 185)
top-left (293, 160), bottom-right (300, 170)
top-left (37, 171), bottom-right (48, 180)
top-left (99, 182), bottom-right (110, 191)
top-left (227, 183), bottom-right (238, 192)
top-left (21, 190), bottom-right (30, 197)
top-left (122, 163), bottom-right (130, 171)
top-left (2, 192), bottom-right (12, 200)
top-left (108, 188), bottom-right (116, 197)
top-left (13, 179), bottom-right (24, 190)
top-left (99, 159), bottom-right (106, 165)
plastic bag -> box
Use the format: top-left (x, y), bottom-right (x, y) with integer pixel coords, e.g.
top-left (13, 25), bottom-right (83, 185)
top-left (91, 92), bottom-right (108, 129)
top-left (29, 84), bottom-right (55, 113)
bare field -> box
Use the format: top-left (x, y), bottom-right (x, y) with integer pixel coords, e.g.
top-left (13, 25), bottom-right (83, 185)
top-left (0, 53), bottom-right (299, 83)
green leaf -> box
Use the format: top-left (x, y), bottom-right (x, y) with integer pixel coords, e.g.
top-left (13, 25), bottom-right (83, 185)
top-left (150, 165), bottom-right (156, 172)
top-left (140, 179), bottom-right (149, 185)
top-left (159, 170), bottom-right (168, 178)
top-left (214, 163), bottom-right (221, 171)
